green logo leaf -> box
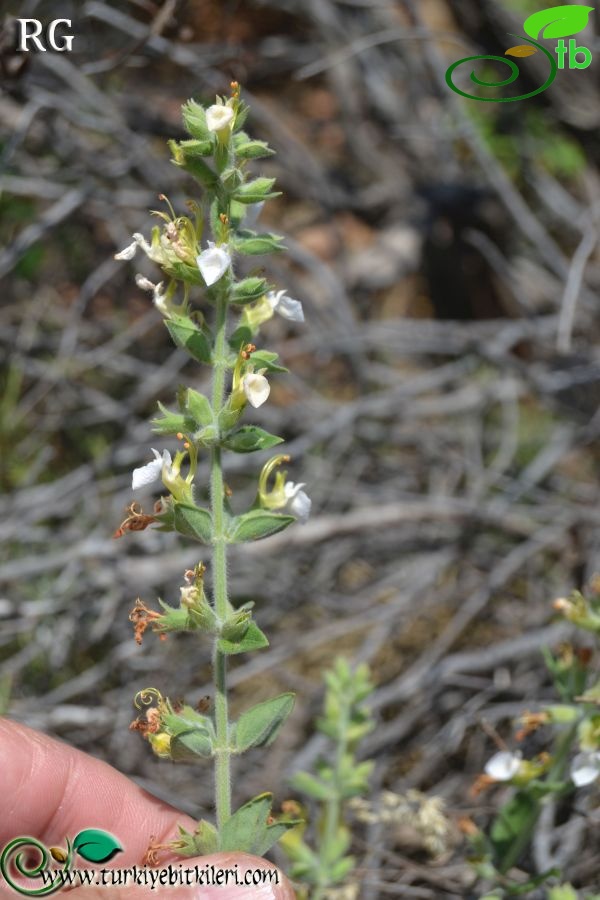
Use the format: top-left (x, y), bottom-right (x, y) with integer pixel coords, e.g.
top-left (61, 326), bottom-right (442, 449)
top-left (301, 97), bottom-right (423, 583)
top-left (73, 829), bottom-right (122, 864)
top-left (523, 5), bottom-right (594, 40)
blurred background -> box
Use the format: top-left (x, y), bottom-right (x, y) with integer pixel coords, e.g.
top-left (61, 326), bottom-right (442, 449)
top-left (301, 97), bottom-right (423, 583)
top-left (1, 0), bottom-right (600, 896)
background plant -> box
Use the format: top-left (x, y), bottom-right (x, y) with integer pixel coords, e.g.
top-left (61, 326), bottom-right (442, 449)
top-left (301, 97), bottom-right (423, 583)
top-left (472, 579), bottom-right (600, 898)
top-left (281, 658), bottom-right (374, 899)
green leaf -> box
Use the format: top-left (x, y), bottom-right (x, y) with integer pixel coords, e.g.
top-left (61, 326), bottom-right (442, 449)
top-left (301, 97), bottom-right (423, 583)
top-left (524, 5), bottom-right (594, 40)
top-left (165, 314), bottom-right (212, 364)
top-left (171, 729), bottom-right (214, 761)
top-left (490, 790), bottom-right (539, 872)
top-left (151, 401), bottom-right (194, 436)
top-left (328, 856), bottom-right (355, 884)
top-left (232, 277), bottom-right (269, 305)
top-left (180, 137), bottom-right (214, 157)
top-left (219, 794), bottom-right (298, 856)
top-left (222, 425), bottom-right (284, 454)
top-left (174, 503), bottom-right (213, 543)
top-left (184, 388), bottom-right (214, 428)
top-left (218, 619), bottom-right (269, 655)
top-left (547, 887), bottom-right (580, 900)
top-left (233, 231), bottom-right (286, 256)
top-left (220, 609), bottom-right (251, 643)
top-left (235, 693), bottom-right (295, 752)
top-left (163, 260), bottom-right (205, 286)
top-left (234, 177), bottom-right (279, 204)
top-left (163, 705), bottom-right (214, 738)
top-left (229, 324), bottom-right (253, 351)
top-left (175, 821), bottom-right (219, 858)
top-left (249, 350), bottom-right (288, 373)
top-left (73, 830), bottom-right (122, 864)
top-left (234, 136), bottom-right (275, 159)
top-left (173, 153), bottom-right (219, 190)
top-left (229, 509), bottom-right (295, 543)
top-left (182, 99), bottom-right (211, 140)
top-left (290, 771), bottom-right (335, 801)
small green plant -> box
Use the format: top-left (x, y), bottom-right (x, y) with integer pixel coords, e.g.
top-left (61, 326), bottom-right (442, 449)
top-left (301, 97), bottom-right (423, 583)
top-left (114, 84), bottom-right (309, 860)
top-left (471, 577), bottom-right (600, 897)
top-left (281, 659), bottom-right (374, 899)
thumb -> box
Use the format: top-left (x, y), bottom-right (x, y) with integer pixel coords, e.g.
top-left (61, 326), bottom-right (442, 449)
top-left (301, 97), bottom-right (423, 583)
top-left (63, 852), bottom-right (296, 899)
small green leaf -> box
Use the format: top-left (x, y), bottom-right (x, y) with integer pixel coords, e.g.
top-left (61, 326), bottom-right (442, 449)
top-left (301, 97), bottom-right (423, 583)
top-left (218, 620), bottom-right (269, 655)
top-left (232, 277), bottom-right (269, 305)
top-left (234, 177), bottom-right (280, 204)
top-left (490, 790), bottom-right (539, 872)
top-left (235, 693), bottom-right (295, 753)
top-left (171, 730), bottom-right (214, 761)
top-left (73, 830), bottom-right (122, 864)
top-left (234, 136), bottom-right (275, 159)
top-left (229, 509), bottom-right (295, 543)
top-left (151, 401), bottom-right (194, 436)
top-left (175, 820), bottom-right (219, 858)
top-left (329, 856), bottom-right (355, 884)
top-left (163, 261), bottom-right (205, 286)
top-left (249, 350), bottom-right (288, 373)
top-left (229, 324), bottom-right (253, 351)
top-left (290, 771), bottom-right (335, 801)
top-left (180, 137), bottom-right (214, 157)
top-left (174, 503), bottom-right (213, 543)
top-left (182, 99), bottom-right (211, 140)
top-left (173, 152), bottom-right (219, 190)
top-left (165, 315), bottom-right (213, 364)
top-left (233, 231), bottom-right (286, 256)
top-left (220, 610), bottom-right (251, 643)
top-left (163, 705), bottom-right (214, 738)
top-left (184, 388), bottom-right (214, 429)
top-left (219, 794), bottom-right (298, 856)
top-left (222, 425), bottom-right (284, 454)
top-left (524, 5), bottom-right (594, 40)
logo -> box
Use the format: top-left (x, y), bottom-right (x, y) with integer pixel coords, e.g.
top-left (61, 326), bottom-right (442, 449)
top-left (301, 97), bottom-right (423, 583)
top-left (446, 4), bottom-right (594, 102)
top-left (15, 19), bottom-right (74, 52)
top-left (0, 830), bottom-right (122, 896)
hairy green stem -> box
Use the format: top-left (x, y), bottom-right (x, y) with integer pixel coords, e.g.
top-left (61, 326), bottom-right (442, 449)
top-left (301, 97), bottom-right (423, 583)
top-left (211, 289), bottom-right (231, 830)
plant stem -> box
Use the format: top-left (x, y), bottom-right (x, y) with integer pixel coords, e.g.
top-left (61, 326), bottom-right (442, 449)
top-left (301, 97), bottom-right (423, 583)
top-left (211, 289), bottom-right (231, 830)
top-left (314, 701), bottom-right (350, 898)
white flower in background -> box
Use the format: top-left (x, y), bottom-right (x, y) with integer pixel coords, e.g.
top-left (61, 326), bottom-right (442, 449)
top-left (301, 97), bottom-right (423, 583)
top-left (571, 751), bottom-right (600, 787)
top-left (266, 289), bottom-right (304, 323)
top-left (484, 751), bottom-right (522, 782)
top-left (135, 274), bottom-right (169, 316)
top-left (132, 448), bottom-right (173, 491)
top-left (197, 242), bottom-right (231, 286)
top-left (242, 370), bottom-right (270, 408)
top-left (283, 482), bottom-right (311, 523)
top-left (115, 233), bottom-right (153, 261)
top-left (206, 104), bottom-right (234, 133)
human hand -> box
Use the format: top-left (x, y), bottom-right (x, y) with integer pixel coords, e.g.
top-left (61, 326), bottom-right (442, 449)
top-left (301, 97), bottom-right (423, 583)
top-left (0, 718), bottom-right (295, 898)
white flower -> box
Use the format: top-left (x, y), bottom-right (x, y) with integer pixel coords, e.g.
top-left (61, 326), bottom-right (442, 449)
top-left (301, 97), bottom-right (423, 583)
top-left (242, 371), bottom-right (270, 408)
top-left (115, 233), bottom-right (153, 261)
top-left (283, 482), bottom-right (311, 523)
top-left (197, 242), bottom-right (231, 286)
top-left (132, 448), bottom-right (172, 491)
top-left (571, 751), bottom-right (600, 787)
top-left (135, 274), bottom-right (169, 316)
top-left (484, 751), bottom-right (522, 782)
top-left (206, 104), bottom-right (234, 133)
top-left (266, 290), bottom-right (304, 323)
top-left (115, 240), bottom-right (137, 261)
